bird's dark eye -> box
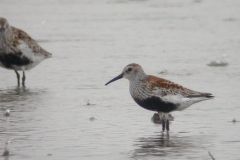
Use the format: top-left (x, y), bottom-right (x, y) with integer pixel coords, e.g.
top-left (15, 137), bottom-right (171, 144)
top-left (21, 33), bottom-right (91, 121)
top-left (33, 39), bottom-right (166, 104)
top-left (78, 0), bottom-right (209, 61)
top-left (128, 68), bottom-right (132, 72)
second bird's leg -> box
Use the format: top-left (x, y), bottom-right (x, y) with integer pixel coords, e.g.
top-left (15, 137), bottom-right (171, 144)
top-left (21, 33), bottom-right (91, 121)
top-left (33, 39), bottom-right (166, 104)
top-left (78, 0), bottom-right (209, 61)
top-left (166, 113), bottom-right (170, 131)
top-left (162, 114), bottom-right (166, 131)
top-left (22, 71), bottom-right (26, 86)
top-left (166, 119), bottom-right (170, 131)
top-left (158, 112), bottom-right (165, 131)
top-left (14, 70), bottom-right (20, 86)
top-left (162, 119), bottom-right (165, 131)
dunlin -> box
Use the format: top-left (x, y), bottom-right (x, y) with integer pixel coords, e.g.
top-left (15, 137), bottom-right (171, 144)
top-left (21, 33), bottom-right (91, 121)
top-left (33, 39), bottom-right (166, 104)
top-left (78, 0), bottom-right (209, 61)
top-left (105, 63), bottom-right (214, 131)
top-left (0, 17), bottom-right (52, 86)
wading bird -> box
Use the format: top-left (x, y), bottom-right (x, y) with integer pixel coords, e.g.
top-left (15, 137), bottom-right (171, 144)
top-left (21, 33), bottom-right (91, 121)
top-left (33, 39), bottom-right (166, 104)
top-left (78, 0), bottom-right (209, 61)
top-left (105, 63), bottom-right (214, 131)
top-left (0, 17), bottom-right (52, 86)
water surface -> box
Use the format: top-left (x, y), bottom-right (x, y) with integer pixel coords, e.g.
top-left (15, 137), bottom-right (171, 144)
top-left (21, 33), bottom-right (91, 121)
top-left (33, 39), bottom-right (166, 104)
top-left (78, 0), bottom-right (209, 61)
top-left (0, 0), bottom-right (240, 159)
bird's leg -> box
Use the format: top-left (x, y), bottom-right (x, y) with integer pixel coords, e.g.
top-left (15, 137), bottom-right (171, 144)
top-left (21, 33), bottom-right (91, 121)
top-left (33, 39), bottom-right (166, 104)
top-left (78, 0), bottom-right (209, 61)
top-left (14, 70), bottom-right (20, 87)
top-left (162, 114), bottom-right (166, 131)
top-left (166, 113), bottom-right (170, 131)
top-left (166, 119), bottom-right (170, 131)
top-left (22, 71), bottom-right (26, 86)
top-left (162, 119), bottom-right (165, 131)
top-left (158, 112), bottom-right (165, 131)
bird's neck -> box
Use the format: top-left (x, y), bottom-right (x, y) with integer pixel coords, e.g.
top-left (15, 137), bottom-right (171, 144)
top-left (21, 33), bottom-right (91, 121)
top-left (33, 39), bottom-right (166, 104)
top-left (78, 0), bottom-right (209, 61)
top-left (1, 27), bottom-right (12, 42)
top-left (0, 28), bottom-right (13, 52)
top-left (129, 74), bottom-right (147, 90)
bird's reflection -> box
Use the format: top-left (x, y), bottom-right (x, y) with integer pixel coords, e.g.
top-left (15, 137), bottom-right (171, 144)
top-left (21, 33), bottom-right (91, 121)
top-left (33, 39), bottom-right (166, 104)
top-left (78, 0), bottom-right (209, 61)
top-left (0, 86), bottom-right (48, 158)
top-left (132, 132), bottom-right (171, 157)
top-left (131, 132), bottom-right (208, 159)
top-left (0, 86), bottom-right (47, 112)
top-left (0, 87), bottom-right (33, 102)
top-left (4, 156), bottom-right (9, 160)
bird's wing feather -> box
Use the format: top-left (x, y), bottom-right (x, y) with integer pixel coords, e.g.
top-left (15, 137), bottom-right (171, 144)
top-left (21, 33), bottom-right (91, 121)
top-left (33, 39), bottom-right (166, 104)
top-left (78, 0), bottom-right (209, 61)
top-left (11, 26), bottom-right (52, 58)
top-left (147, 75), bottom-right (213, 98)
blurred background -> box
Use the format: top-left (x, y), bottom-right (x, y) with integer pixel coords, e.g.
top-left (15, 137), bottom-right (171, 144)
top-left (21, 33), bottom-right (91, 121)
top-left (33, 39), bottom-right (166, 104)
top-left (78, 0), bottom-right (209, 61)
top-left (0, 0), bottom-right (240, 159)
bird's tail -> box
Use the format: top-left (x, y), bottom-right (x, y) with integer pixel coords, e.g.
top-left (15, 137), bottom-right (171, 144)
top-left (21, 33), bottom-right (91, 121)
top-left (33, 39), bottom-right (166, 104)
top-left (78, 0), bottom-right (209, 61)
top-left (45, 52), bottom-right (52, 59)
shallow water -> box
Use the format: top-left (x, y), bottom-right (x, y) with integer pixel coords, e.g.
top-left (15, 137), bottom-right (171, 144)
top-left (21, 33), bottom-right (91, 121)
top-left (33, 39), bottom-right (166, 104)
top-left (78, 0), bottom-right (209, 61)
top-left (1, 0), bottom-right (240, 159)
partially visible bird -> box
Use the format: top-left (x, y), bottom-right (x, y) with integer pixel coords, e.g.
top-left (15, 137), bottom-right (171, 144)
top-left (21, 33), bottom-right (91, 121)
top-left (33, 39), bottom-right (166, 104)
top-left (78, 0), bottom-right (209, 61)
top-left (105, 63), bottom-right (214, 131)
top-left (0, 17), bottom-right (52, 86)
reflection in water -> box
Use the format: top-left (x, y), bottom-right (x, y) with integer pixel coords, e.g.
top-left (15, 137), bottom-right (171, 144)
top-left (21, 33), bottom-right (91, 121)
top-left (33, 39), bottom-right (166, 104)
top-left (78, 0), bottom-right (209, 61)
top-left (0, 87), bottom-right (48, 158)
top-left (131, 132), bottom-right (209, 159)
top-left (0, 87), bottom-right (36, 102)
top-left (132, 132), bottom-right (171, 157)
top-left (0, 87), bottom-right (47, 112)
top-left (4, 156), bottom-right (9, 160)
top-left (0, 87), bottom-right (24, 103)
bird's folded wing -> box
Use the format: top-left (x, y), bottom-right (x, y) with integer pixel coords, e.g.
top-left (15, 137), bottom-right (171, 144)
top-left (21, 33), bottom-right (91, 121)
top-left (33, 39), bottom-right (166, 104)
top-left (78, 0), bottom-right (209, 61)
top-left (147, 75), bottom-right (214, 98)
top-left (11, 26), bottom-right (52, 58)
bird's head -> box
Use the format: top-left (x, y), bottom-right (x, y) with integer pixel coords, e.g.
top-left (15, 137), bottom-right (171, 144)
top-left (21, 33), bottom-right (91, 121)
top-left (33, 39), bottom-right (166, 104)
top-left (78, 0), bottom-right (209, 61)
top-left (105, 63), bottom-right (146, 85)
top-left (0, 18), bottom-right (11, 42)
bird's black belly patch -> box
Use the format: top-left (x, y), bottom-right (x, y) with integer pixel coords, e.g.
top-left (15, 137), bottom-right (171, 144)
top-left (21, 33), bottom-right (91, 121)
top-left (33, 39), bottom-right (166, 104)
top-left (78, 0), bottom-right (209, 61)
top-left (0, 52), bottom-right (32, 69)
top-left (133, 96), bottom-right (178, 113)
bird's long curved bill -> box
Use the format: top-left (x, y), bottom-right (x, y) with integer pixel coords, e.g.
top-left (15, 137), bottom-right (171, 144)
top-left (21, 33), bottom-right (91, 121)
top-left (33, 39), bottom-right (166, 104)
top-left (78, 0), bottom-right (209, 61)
top-left (105, 73), bottom-right (123, 85)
